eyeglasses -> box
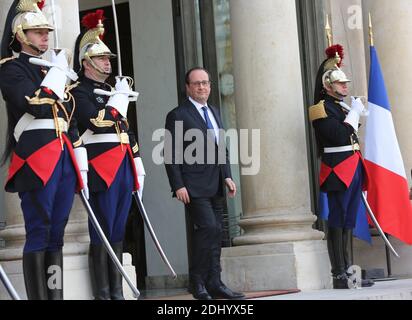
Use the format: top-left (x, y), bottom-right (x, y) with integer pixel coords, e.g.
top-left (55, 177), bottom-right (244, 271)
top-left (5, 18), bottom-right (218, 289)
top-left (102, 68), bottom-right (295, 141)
top-left (189, 80), bottom-right (211, 87)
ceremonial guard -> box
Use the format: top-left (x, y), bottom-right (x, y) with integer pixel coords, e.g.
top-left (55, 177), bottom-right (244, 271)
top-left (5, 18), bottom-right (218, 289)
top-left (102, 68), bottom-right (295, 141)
top-left (0, 0), bottom-right (87, 299)
top-left (72, 10), bottom-right (145, 300)
top-left (309, 45), bottom-right (374, 289)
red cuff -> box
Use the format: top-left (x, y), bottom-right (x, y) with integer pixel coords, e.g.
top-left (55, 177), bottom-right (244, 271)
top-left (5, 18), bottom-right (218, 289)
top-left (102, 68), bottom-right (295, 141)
top-left (42, 87), bottom-right (53, 95)
top-left (110, 107), bottom-right (119, 118)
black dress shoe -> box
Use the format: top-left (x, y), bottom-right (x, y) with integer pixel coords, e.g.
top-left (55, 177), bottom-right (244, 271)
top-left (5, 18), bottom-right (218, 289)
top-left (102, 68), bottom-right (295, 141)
top-left (333, 273), bottom-right (350, 289)
top-left (361, 279), bottom-right (375, 287)
top-left (208, 285), bottom-right (245, 300)
top-left (188, 283), bottom-right (212, 300)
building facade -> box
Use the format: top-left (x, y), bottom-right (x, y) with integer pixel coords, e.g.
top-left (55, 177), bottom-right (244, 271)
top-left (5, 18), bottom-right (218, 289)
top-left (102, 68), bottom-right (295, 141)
top-left (1, 0), bottom-right (412, 299)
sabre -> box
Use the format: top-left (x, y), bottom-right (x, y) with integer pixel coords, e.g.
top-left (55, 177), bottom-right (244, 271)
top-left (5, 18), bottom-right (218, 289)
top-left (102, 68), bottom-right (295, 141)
top-left (50, 0), bottom-right (59, 49)
top-left (0, 264), bottom-right (21, 300)
top-left (133, 192), bottom-right (177, 279)
top-left (361, 192), bottom-right (400, 258)
top-left (79, 190), bottom-right (140, 298)
top-left (93, 1), bottom-right (138, 98)
top-left (111, 0), bottom-right (122, 77)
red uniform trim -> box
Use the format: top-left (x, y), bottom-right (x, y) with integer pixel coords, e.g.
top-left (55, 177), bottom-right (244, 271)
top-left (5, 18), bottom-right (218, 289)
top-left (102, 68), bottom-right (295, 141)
top-left (89, 145), bottom-right (127, 189)
top-left (89, 145), bottom-right (140, 191)
top-left (319, 163), bottom-right (333, 186)
top-left (110, 108), bottom-right (119, 118)
top-left (62, 135), bottom-right (84, 191)
top-left (7, 153), bottom-right (26, 183)
top-left (42, 87), bottom-right (53, 95)
top-left (333, 153), bottom-right (360, 188)
top-left (26, 139), bottom-right (63, 186)
top-left (126, 145), bottom-right (139, 191)
top-left (7, 136), bottom-right (85, 190)
top-left (359, 155), bottom-right (370, 191)
top-left (319, 152), bottom-right (361, 188)
top-left (7, 139), bottom-right (62, 186)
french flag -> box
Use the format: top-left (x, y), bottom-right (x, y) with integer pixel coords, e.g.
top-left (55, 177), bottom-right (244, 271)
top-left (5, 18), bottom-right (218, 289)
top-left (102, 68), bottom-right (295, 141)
top-left (364, 45), bottom-right (412, 245)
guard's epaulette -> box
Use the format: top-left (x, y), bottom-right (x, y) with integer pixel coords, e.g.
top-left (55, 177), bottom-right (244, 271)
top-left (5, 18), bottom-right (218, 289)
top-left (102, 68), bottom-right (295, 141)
top-left (308, 100), bottom-right (328, 122)
top-left (0, 56), bottom-right (16, 66)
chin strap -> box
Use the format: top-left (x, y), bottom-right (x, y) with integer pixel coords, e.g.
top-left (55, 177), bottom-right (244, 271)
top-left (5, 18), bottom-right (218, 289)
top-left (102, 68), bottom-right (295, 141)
top-left (15, 27), bottom-right (46, 56)
top-left (330, 83), bottom-right (347, 100)
top-left (85, 55), bottom-right (111, 76)
top-left (334, 90), bottom-right (347, 99)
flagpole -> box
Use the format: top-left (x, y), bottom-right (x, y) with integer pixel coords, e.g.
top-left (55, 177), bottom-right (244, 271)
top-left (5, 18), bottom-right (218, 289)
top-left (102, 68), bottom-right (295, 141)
top-left (325, 14), bottom-right (333, 47)
top-left (369, 12), bottom-right (374, 47)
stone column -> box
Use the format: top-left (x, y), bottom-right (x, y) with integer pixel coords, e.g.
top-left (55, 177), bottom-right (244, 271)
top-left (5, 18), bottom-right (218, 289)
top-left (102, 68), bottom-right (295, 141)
top-left (352, 0), bottom-right (412, 279)
top-left (328, 0), bottom-right (368, 98)
top-left (0, 0), bottom-right (103, 300)
top-left (224, 0), bottom-right (330, 291)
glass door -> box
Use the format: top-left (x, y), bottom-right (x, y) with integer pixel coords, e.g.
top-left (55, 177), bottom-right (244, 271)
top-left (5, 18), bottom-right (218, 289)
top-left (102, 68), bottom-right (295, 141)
top-left (173, 0), bottom-right (242, 244)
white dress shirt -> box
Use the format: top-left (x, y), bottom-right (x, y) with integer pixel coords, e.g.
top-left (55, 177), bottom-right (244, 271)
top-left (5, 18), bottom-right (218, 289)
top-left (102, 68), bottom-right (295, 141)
top-left (189, 96), bottom-right (220, 144)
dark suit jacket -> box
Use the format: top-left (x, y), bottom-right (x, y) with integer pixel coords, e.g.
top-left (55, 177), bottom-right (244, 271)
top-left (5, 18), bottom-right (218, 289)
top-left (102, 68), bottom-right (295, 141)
top-left (164, 98), bottom-right (232, 198)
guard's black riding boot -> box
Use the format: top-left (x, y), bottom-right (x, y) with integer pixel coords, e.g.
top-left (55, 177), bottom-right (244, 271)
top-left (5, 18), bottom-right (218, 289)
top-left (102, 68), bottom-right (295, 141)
top-left (327, 227), bottom-right (350, 289)
top-left (89, 244), bottom-right (111, 300)
top-left (189, 274), bottom-right (212, 300)
top-left (206, 274), bottom-right (245, 300)
top-left (23, 251), bottom-right (48, 300)
top-left (45, 250), bottom-right (63, 300)
top-left (342, 228), bottom-right (354, 271)
top-left (343, 229), bottom-right (374, 288)
top-left (108, 242), bottom-right (125, 300)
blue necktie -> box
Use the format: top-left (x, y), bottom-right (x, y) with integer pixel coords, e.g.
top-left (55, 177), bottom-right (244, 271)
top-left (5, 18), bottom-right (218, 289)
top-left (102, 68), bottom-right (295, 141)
top-left (201, 106), bottom-right (214, 130)
top-left (202, 106), bottom-right (216, 141)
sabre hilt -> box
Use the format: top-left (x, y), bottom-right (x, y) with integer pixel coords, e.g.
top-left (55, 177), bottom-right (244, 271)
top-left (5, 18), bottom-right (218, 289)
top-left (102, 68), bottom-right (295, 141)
top-left (94, 76), bottom-right (139, 102)
top-left (29, 55), bottom-right (78, 82)
top-left (339, 96), bottom-right (369, 117)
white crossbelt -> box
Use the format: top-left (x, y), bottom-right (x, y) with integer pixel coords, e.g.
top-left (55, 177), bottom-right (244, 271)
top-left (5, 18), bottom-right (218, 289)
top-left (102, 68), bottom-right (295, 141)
top-left (324, 145), bottom-right (358, 154)
top-left (81, 129), bottom-right (129, 145)
top-left (14, 113), bottom-right (68, 142)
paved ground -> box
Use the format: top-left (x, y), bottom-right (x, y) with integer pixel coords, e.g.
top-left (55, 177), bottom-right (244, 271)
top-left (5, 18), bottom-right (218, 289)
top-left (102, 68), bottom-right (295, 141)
top-left (140, 278), bottom-right (412, 300)
top-left (254, 278), bottom-right (412, 300)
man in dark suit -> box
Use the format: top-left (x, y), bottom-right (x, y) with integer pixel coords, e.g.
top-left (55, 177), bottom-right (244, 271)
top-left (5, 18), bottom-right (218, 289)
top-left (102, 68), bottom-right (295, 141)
top-left (165, 67), bottom-right (245, 300)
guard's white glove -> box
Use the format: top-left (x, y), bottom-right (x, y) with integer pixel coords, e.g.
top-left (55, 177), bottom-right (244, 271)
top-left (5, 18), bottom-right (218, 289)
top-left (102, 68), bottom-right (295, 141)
top-left (344, 97), bottom-right (366, 132)
top-left (351, 97), bottom-right (367, 115)
top-left (74, 147), bottom-right (89, 200)
top-left (134, 157), bottom-right (146, 199)
top-left (107, 77), bottom-right (131, 118)
top-left (40, 50), bottom-right (76, 100)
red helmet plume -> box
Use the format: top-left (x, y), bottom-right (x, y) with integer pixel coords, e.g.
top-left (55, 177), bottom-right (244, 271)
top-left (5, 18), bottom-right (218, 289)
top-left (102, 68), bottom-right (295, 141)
top-left (325, 44), bottom-right (344, 67)
top-left (37, 0), bottom-right (45, 11)
top-left (81, 9), bottom-right (106, 30)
